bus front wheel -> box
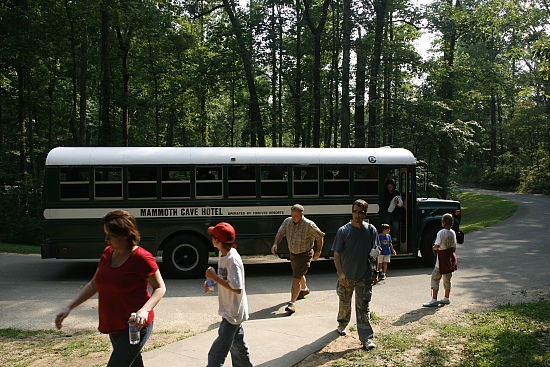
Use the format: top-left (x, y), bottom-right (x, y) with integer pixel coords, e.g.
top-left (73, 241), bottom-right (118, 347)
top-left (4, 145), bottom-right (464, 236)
top-left (420, 226), bottom-right (438, 267)
top-left (162, 234), bottom-right (209, 279)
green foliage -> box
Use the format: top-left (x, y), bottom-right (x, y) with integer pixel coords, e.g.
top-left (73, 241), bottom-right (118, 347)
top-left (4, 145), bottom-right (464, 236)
top-left (0, 187), bottom-right (42, 245)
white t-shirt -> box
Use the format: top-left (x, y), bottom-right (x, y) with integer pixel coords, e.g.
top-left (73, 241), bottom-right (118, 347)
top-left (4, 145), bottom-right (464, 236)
top-left (434, 228), bottom-right (457, 268)
top-left (217, 248), bottom-right (249, 325)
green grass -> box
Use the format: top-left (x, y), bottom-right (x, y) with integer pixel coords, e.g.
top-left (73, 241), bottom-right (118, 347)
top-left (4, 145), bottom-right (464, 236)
top-left (457, 191), bottom-right (518, 234)
top-left (0, 242), bottom-right (40, 254)
top-left (333, 300), bottom-right (550, 367)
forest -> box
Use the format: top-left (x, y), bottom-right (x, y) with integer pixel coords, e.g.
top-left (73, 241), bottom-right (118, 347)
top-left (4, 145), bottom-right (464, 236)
top-left (0, 0), bottom-right (549, 243)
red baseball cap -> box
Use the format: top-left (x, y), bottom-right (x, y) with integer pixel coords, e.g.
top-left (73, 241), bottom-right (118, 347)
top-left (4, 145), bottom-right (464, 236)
top-left (208, 222), bottom-right (236, 243)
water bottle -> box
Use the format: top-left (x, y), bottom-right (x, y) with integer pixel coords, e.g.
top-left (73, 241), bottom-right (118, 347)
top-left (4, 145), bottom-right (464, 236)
top-left (129, 312), bottom-right (140, 345)
top-left (205, 279), bottom-right (215, 293)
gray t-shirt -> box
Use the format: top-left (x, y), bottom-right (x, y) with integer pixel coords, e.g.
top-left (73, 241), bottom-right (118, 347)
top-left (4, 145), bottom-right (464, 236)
top-left (331, 221), bottom-right (380, 281)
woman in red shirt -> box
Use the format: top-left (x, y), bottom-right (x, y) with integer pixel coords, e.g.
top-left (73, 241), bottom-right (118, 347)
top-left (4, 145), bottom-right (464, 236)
top-left (55, 210), bottom-right (166, 367)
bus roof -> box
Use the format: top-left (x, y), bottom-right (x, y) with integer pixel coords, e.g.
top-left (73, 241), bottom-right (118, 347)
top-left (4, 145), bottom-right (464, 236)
top-left (45, 147), bottom-right (417, 166)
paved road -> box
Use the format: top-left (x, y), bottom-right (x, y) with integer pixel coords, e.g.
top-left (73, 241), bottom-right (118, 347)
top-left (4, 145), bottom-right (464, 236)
top-left (1, 189), bottom-right (549, 336)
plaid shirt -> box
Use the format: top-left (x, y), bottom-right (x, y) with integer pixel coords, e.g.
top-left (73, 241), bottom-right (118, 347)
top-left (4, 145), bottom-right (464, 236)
top-left (277, 216), bottom-right (325, 254)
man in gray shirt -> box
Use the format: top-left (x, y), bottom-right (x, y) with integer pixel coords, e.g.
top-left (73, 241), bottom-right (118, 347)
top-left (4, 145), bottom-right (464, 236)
top-left (332, 199), bottom-right (380, 350)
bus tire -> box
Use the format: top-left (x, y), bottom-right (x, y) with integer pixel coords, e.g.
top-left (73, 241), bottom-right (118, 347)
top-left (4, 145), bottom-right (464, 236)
top-left (162, 234), bottom-right (209, 279)
top-left (420, 226), bottom-right (439, 267)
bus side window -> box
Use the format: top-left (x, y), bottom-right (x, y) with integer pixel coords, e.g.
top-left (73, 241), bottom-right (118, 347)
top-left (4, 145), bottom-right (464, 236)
top-left (162, 167), bottom-right (191, 198)
top-left (128, 167), bottom-right (157, 199)
top-left (95, 168), bottom-right (122, 199)
top-left (228, 165), bottom-right (256, 197)
top-left (324, 166), bottom-right (349, 196)
top-left (293, 167), bottom-right (318, 197)
top-left (353, 166), bottom-right (378, 196)
top-left (261, 166), bottom-right (288, 197)
top-left (60, 167), bottom-right (90, 200)
top-left (196, 167), bottom-right (222, 197)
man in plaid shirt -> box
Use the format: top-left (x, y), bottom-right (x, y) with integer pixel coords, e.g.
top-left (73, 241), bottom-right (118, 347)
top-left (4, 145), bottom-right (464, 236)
top-left (272, 204), bottom-right (325, 314)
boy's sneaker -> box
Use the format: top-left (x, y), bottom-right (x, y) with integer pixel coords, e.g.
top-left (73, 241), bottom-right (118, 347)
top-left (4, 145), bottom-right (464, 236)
top-left (422, 299), bottom-right (439, 307)
top-left (337, 326), bottom-right (347, 336)
top-left (297, 289), bottom-right (310, 300)
top-left (438, 298), bottom-right (450, 305)
top-left (364, 340), bottom-right (376, 350)
top-left (285, 302), bottom-right (295, 314)
top-left (379, 273), bottom-right (386, 280)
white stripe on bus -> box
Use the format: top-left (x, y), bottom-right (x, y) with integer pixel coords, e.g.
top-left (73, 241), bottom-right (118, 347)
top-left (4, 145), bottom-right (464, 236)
top-left (43, 204), bottom-right (380, 220)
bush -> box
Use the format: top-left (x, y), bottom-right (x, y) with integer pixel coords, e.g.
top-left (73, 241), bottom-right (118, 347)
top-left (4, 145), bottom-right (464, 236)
top-left (0, 187), bottom-right (42, 244)
top-left (482, 167), bottom-right (520, 191)
top-left (519, 169), bottom-right (550, 195)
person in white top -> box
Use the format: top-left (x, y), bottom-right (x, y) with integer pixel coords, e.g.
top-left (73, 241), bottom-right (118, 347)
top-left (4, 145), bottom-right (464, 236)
top-left (422, 213), bottom-right (458, 307)
top-left (204, 222), bottom-right (253, 367)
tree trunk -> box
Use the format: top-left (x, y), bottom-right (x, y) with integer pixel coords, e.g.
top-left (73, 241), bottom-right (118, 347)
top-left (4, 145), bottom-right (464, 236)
top-left (341, 0), bottom-right (351, 148)
top-left (304, 0), bottom-right (331, 147)
top-left (100, 1), bottom-right (112, 146)
top-left (294, 0), bottom-right (303, 147)
top-left (222, 0), bottom-right (265, 146)
top-left (354, 32), bottom-right (366, 148)
top-left (367, 0), bottom-right (387, 147)
top-left (79, 23), bottom-right (88, 146)
top-left (116, 25), bottom-right (133, 147)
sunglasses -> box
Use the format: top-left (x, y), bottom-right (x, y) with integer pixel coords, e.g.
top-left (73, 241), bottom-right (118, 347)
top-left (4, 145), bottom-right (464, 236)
top-left (352, 210), bottom-right (366, 215)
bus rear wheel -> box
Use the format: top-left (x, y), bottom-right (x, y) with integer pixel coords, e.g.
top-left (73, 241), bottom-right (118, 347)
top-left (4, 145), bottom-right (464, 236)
top-left (162, 234), bottom-right (209, 279)
top-left (420, 226), bottom-right (439, 267)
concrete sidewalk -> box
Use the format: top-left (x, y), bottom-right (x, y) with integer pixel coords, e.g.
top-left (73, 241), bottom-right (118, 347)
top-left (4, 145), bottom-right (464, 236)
top-left (142, 314), bottom-right (342, 367)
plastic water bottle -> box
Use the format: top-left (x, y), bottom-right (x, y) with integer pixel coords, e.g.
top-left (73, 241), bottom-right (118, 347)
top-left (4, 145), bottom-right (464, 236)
top-left (205, 279), bottom-right (215, 293)
top-left (129, 312), bottom-right (140, 345)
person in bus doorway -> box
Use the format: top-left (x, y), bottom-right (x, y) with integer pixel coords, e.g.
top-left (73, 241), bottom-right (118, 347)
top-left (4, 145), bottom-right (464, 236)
top-left (271, 204), bottom-right (325, 314)
top-left (384, 179), bottom-right (403, 243)
top-left (332, 199), bottom-right (380, 350)
top-left (55, 210), bottom-right (166, 367)
top-left (422, 213), bottom-right (458, 307)
top-left (204, 222), bottom-right (253, 367)
top-left (377, 223), bottom-right (397, 280)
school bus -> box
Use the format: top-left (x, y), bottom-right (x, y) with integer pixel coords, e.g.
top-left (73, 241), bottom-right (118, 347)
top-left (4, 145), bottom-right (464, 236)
top-left (41, 146), bottom-right (462, 278)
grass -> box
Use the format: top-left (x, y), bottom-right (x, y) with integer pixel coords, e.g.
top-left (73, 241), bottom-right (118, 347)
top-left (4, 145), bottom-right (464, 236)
top-left (457, 191), bottom-right (518, 234)
top-left (0, 242), bottom-right (40, 254)
top-left (331, 300), bottom-right (550, 367)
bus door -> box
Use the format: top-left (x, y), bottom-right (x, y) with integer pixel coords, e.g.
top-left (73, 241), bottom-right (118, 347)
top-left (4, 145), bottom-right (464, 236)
top-left (397, 168), bottom-right (411, 253)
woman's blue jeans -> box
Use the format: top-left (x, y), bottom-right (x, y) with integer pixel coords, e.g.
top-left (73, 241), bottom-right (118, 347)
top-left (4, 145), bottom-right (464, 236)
top-left (107, 321), bottom-right (153, 367)
top-left (207, 318), bottom-right (253, 367)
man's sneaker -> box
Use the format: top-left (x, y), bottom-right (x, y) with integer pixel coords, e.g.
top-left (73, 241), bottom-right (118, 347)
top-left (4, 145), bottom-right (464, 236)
top-left (422, 299), bottom-right (439, 307)
top-left (337, 326), bottom-right (347, 336)
top-left (364, 340), bottom-right (376, 350)
top-left (297, 289), bottom-right (310, 300)
top-left (379, 273), bottom-right (386, 280)
top-left (438, 298), bottom-right (450, 305)
top-left (285, 302), bottom-right (295, 314)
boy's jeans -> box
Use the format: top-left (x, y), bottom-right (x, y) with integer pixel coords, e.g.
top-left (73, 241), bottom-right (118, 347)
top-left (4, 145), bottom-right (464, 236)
top-left (207, 318), bottom-right (253, 367)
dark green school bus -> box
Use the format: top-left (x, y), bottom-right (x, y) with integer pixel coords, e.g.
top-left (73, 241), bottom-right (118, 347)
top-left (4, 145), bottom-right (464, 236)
top-left (40, 146), bottom-right (462, 278)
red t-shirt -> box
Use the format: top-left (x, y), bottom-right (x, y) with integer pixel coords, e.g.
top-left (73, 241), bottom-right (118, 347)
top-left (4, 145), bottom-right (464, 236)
top-left (95, 246), bottom-right (158, 334)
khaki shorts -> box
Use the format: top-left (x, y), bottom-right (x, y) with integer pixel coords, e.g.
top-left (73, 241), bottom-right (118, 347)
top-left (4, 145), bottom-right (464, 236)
top-left (290, 249), bottom-right (314, 279)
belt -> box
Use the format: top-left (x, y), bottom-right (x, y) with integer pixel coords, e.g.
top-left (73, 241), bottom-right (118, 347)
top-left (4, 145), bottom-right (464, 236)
top-left (291, 248), bottom-right (314, 256)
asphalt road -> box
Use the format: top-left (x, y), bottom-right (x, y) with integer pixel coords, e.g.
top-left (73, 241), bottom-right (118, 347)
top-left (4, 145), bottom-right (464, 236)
top-left (1, 189), bottom-right (549, 334)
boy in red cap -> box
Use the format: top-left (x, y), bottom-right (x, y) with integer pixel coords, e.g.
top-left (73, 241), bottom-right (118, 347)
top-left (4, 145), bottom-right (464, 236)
top-left (204, 222), bottom-right (253, 367)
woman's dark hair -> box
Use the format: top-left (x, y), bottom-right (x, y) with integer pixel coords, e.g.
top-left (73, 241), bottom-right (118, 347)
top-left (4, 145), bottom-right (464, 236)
top-left (101, 210), bottom-right (141, 248)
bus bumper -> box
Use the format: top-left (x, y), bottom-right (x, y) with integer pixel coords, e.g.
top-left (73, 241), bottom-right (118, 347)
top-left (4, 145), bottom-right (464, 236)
top-left (41, 243), bottom-right (59, 259)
